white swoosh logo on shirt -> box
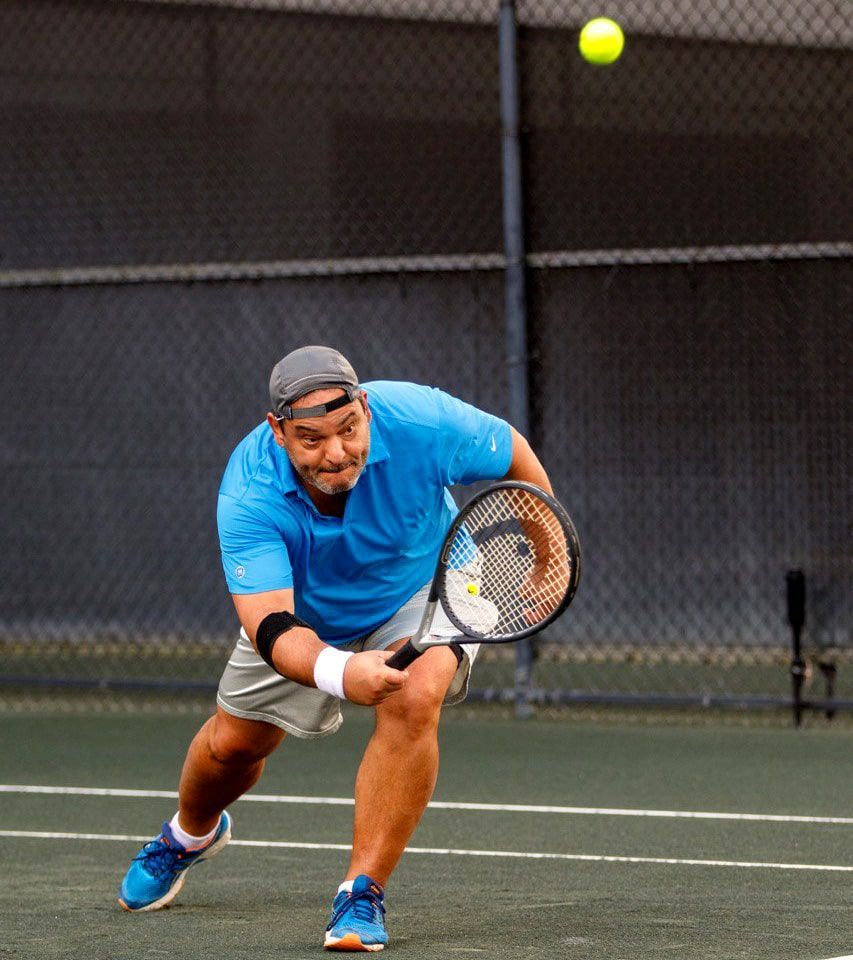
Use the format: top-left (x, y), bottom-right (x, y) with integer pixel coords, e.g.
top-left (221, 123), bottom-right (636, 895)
top-left (490, 434), bottom-right (497, 453)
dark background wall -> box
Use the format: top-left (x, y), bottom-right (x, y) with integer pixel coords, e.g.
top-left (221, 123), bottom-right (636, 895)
top-left (2, 1), bottom-right (847, 269)
top-left (1, 0), bottom-right (850, 661)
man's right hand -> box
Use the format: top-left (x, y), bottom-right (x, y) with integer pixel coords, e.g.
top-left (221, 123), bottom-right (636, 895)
top-left (342, 650), bottom-right (409, 705)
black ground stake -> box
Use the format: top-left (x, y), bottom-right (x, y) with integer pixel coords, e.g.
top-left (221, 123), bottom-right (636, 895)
top-left (786, 570), bottom-right (807, 727)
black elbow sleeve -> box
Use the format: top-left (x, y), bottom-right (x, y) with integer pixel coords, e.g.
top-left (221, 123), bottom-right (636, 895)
top-left (255, 610), bottom-right (313, 673)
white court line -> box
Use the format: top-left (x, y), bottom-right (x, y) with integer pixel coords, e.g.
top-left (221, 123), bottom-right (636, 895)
top-left (0, 830), bottom-right (851, 873)
top-left (1, 784), bottom-right (851, 825)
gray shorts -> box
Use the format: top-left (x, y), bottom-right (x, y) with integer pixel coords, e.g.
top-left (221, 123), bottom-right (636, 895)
top-left (216, 584), bottom-right (479, 739)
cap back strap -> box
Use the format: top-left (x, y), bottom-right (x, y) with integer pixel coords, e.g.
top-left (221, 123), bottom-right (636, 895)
top-left (277, 387), bottom-right (359, 421)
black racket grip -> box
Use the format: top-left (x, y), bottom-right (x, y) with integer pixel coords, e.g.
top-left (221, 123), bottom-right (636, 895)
top-left (386, 641), bottom-right (422, 670)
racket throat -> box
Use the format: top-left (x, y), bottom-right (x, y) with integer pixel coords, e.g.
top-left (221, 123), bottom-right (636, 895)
top-left (408, 599), bottom-right (456, 652)
top-left (407, 599), bottom-right (438, 654)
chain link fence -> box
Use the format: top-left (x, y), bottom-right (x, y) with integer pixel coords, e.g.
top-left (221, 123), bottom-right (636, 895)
top-left (1, 0), bottom-right (850, 715)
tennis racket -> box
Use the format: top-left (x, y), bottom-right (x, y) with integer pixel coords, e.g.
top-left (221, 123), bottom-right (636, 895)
top-left (386, 481), bottom-right (580, 669)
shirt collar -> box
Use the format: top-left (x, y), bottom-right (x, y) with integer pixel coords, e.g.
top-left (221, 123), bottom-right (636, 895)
top-left (365, 418), bottom-right (389, 466)
top-left (274, 417), bottom-right (389, 496)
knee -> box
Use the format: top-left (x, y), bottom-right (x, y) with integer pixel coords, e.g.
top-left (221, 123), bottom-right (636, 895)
top-left (379, 679), bottom-right (445, 739)
top-left (206, 714), bottom-right (283, 767)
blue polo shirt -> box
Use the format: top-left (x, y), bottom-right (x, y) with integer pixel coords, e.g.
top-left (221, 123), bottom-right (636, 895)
top-left (217, 380), bottom-right (513, 645)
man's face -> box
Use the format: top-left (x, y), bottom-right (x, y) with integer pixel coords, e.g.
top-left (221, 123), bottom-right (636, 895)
top-left (268, 388), bottom-right (371, 496)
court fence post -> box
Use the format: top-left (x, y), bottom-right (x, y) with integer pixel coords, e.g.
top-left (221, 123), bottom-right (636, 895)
top-left (499, 0), bottom-right (535, 719)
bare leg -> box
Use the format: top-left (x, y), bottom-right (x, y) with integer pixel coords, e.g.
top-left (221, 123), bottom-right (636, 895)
top-left (345, 644), bottom-right (459, 886)
top-left (177, 705), bottom-right (285, 836)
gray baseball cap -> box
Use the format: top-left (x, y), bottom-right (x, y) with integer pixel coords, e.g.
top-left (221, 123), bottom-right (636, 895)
top-left (269, 345), bottom-right (360, 420)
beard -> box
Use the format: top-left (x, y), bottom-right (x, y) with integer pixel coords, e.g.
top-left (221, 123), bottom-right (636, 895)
top-left (287, 438), bottom-right (370, 496)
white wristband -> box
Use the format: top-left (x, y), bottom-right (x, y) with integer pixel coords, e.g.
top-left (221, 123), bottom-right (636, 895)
top-left (313, 647), bottom-right (354, 700)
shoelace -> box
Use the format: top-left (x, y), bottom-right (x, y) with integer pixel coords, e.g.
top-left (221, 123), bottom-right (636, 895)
top-left (331, 889), bottom-right (385, 927)
top-left (134, 837), bottom-right (189, 879)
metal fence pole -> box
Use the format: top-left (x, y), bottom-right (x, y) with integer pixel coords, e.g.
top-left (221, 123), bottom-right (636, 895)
top-left (499, 0), bottom-right (534, 719)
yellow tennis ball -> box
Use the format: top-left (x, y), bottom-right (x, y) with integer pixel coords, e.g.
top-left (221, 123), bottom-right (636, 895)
top-left (467, 583), bottom-right (479, 595)
top-left (579, 17), bottom-right (625, 65)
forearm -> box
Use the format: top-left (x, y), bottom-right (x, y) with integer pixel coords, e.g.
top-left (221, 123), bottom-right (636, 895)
top-left (261, 626), bottom-right (328, 687)
top-left (502, 426), bottom-right (562, 562)
top-left (503, 426), bottom-right (553, 493)
top-left (230, 585), bottom-right (406, 707)
top-left (246, 614), bottom-right (407, 706)
top-left (252, 619), bottom-right (353, 701)
top-left (234, 590), bottom-right (331, 688)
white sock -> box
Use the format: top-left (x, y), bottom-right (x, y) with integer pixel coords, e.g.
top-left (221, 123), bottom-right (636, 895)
top-left (338, 880), bottom-right (354, 894)
top-left (169, 812), bottom-right (218, 851)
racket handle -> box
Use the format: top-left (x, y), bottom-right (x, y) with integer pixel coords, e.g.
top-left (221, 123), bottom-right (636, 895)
top-left (386, 641), bottom-right (422, 670)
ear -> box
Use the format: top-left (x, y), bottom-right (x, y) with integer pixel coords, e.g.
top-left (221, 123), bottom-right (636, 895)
top-left (266, 412), bottom-right (287, 448)
top-left (359, 390), bottom-right (371, 423)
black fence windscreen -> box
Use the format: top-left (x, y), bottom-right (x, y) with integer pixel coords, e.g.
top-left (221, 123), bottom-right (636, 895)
top-left (1, 0), bottom-right (850, 712)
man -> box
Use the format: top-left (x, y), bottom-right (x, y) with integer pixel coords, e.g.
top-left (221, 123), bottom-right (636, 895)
top-left (119, 345), bottom-right (554, 951)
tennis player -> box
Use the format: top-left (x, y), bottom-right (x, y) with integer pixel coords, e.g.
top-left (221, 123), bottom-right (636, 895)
top-left (118, 345), bottom-right (554, 951)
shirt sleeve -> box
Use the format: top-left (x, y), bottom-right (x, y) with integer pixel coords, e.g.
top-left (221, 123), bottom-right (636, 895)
top-left (217, 494), bottom-right (294, 594)
top-left (434, 388), bottom-right (513, 487)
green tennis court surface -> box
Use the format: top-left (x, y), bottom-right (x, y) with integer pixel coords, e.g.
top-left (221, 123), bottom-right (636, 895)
top-left (1, 708), bottom-right (851, 960)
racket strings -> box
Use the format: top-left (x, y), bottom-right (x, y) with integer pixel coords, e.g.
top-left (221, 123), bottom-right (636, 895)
top-left (443, 487), bottom-right (574, 638)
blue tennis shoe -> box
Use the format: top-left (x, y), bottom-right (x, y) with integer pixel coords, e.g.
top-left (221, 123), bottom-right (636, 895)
top-left (324, 874), bottom-right (388, 952)
top-left (119, 811), bottom-right (232, 912)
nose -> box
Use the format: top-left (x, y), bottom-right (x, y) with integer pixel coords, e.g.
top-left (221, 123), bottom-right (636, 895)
top-left (324, 435), bottom-right (348, 464)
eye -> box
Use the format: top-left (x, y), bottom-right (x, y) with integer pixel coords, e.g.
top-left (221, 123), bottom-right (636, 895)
top-left (301, 436), bottom-right (320, 447)
top-left (342, 424), bottom-right (356, 437)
